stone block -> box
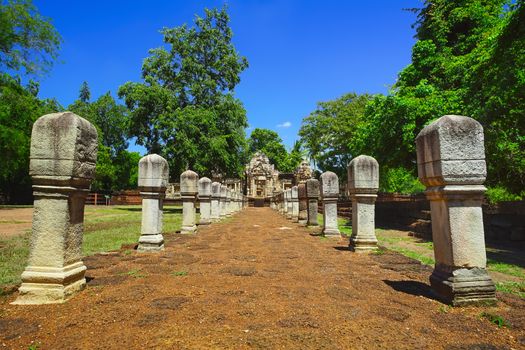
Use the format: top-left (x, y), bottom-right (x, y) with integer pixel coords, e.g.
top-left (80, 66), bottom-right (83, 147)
top-left (14, 112), bottom-right (98, 305)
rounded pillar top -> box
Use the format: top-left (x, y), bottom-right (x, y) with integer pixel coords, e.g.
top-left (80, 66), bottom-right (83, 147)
top-left (220, 184), bottom-right (228, 198)
top-left (211, 182), bottom-right (221, 198)
top-left (138, 154), bottom-right (169, 191)
top-left (347, 155), bottom-right (379, 193)
top-left (180, 170), bottom-right (198, 195)
top-left (29, 112), bottom-right (98, 188)
top-left (416, 115), bottom-right (486, 187)
top-left (320, 171), bottom-right (339, 198)
top-left (198, 177), bottom-right (212, 197)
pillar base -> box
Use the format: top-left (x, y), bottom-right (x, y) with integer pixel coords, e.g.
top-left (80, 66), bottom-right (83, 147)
top-left (349, 236), bottom-right (378, 252)
top-left (298, 219), bottom-right (307, 226)
top-left (12, 261), bottom-right (87, 305)
top-left (292, 217), bottom-right (299, 223)
top-left (323, 228), bottom-right (341, 237)
top-left (181, 225), bottom-right (197, 234)
top-left (198, 219), bottom-right (211, 225)
top-left (430, 267), bottom-right (496, 306)
top-left (138, 234), bottom-right (164, 252)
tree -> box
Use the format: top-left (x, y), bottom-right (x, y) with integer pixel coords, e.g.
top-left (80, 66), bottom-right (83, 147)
top-left (248, 128), bottom-right (289, 171)
top-left (119, 6), bottom-right (248, 178)
top-left (299, 93), bottom-right (371, 180)
top-left (0, 0), bottom-right (61, 76)
top-left (79, 81), bottom-right (90, 103)
top-left (0, 73), bottom-right (61, 203)
top-left (68, 89), bottom-right (134, 191)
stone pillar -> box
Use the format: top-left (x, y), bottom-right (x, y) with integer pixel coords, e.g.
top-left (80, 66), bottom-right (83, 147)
top-left (286, 189), bottom-right (293, 219)
top-left (226, 188), bottom-right (232, 216)
top-left (13, 112), bottom-right (97, 305)
top-left (210, 182), bottom-right (221, 221)
top-left (306, 179), bottom-right (320, 226)
top-left (180, 170), bottom-right (198, 234)
top-left (138, 154), bottom-right (169, 252)
top-left (291, 186), bottom-right (299, 223)
top-left (298, 183), bottom-right (308, 225)
top-left (348, 155), bottom-right (379, 252)
top-left (220, 185), bottom-right (228, 218)
top-left (416, 115), bottom-right (496, 306)
top-left (198, 177), bottom-right (212, 225)
top-left (320, 171), bottom-right (340, 237)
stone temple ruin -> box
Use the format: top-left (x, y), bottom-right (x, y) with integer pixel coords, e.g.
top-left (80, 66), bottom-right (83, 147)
top-left (13, 111), bottom-right (497, 308)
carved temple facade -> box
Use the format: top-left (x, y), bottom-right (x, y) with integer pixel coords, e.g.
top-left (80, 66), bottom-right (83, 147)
top-left (244, 152), bottom-right (312, 198)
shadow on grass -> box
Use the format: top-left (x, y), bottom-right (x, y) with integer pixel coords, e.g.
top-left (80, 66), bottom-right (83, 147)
top-left (383, 280), bottom-right (436, 300)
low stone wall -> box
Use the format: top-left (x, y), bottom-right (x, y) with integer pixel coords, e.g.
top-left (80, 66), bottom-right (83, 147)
top-left (318, 194), bottom-right (525, 242)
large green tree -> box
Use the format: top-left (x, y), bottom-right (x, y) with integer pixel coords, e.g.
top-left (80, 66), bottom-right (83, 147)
top-left (248, 128), bottom-right (288, 171)
top-left (0, 74), bottom-right (61, 202)
top-left (118, 7), bottom-right (249, 178)
top-left (299, 93), bottom-right (371, 180)
top-left (68, 85), bottom-right (136, 191)
top-left (0, 0), bottom-right (61, 76)
top-left (0, 0), bottom-right (62, 202)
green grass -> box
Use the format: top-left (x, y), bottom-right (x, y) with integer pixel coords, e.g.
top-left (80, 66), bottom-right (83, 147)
top-left (495, 281), bottom-right (525, 298)
top-left (120, 268), bottom-right (147, 278)
top-left (172, 270), bottom-right (188, 277)
top-left (0, 233), bottom-right (30, 286)
top-left (0, 205), bottom-right (183, 287)
top-left (487, 259), bottom-right (525, 278)
top-left (480, 312), bottom-right (511, 328)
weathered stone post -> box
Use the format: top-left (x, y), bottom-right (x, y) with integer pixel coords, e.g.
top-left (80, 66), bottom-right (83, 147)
top-left (286, 189), bottom-right (293, 219)
top-left (14, 112), bottom-right (97, 305)
top-left (180, 170), bottom-right (198, 234)
top-left (220, 185), bottom-right (228, 218)
top-left (138, 154), bottom-right (169, 252)
top-left (348, 155), bottom-right (379, 252)
top-left (210, 182), bottom-right (221, 221)
top-left (291, 186), bottom-right (299, 223)
top-left (306, 179), bottom-right (320, 226)
top-left (298, 183), bottom-right (308, 225)
top-left (320, 171), bottom-right (340, 237)
top-left (416, 115), bottom-right (496, 306)
top-left (198, 177), bottom-right (212, 225)
top-left (226, 188), bottom-right (232, 216)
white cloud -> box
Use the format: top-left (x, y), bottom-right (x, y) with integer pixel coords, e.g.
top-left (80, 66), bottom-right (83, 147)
top-left (276, 121), bottom-right (292, 128)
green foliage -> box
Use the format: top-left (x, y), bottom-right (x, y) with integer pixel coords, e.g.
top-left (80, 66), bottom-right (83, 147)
top-left (68, 86), bottom-right (137, 191)
top-left (247, 129), bottom-right (305, 172)
top-left (0, 0), bottom-right (61, 76)
top-left (119, 6), bottom-right (248, 178)
top-left (248, 128), bottom-right (289, 171)
top-left (480, 312), bottom-right (511, 328)
top-left (172, 270), bottom-right (188, 276)
top-left (299, 1), bottom-right (524, 198)
top-left (380, 167), bottom-right (425, 194)
top-left (485, 186), bottom-right (524, 204)
top-left (0, 74), bottom-right (61, 203)
top-left (299, 93), bottom-right (371, 180)
top-left (79, 81), bottom-right (90, 103)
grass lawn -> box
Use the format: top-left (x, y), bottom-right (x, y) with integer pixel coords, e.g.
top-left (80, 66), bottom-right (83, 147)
top-left (0, 205), bottom-right (184, 288)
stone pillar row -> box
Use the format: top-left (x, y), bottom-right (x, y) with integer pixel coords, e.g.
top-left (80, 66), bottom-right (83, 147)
top-left (18, 111), bottom-right (495, 307)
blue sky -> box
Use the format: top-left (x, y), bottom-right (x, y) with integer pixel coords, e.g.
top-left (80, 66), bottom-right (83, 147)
top-left (34, 0), bottom-right (420, 154)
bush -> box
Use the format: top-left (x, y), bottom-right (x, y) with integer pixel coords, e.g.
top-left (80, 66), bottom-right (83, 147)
top-left (379, 167), bottom-right (425, 194)
top-left (485, 186), bottom-right (523, 204)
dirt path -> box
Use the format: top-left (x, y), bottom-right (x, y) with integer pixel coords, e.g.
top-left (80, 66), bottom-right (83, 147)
top-left (0, 208), bottom-right (33, 238)
top-left (1, 208), bottom-right (524, 349)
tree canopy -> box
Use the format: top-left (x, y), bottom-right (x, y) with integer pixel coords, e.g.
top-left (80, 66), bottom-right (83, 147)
top-left (299, 0), bottom-right (524, 199)
top-left (0, 0), bottom-right (61, 76)
top-left (119, 6), bottom-right (249, 178)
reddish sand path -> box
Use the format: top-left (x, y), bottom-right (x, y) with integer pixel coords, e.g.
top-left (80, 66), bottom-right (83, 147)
top-left (1, 208), bottom-right (524, 349)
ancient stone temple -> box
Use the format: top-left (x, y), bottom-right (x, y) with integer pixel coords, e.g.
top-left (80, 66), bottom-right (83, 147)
top-left (245, 152), bottom-right (280, 197)
top-left (294, 159), bottom-right (312, 184)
